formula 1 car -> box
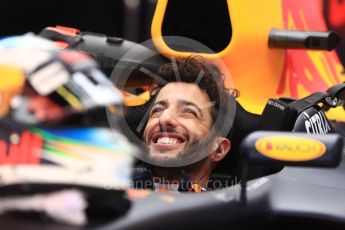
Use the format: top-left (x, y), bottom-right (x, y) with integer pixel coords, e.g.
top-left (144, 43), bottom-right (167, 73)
top-left (0, 81), bottom-right (344, 230)
top-left (1, 0), bottom-right (345, 229)
top-left (0, 34), bottom-right (344, 229)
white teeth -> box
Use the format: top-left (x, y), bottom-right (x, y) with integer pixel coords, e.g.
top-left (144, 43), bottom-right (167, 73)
top-left (157, 137), bottom-right (178, 144)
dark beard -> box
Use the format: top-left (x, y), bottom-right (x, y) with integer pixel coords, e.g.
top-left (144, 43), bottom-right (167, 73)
top-left (144, 132), bottom-right (215, 167)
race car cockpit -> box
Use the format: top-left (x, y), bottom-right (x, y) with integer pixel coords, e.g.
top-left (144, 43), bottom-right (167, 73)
top-left (37, 24), bottom-right (345, 187)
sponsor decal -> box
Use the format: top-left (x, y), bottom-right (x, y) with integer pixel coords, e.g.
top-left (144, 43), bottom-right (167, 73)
top-left (303, 111), bottom-right (331, 134)
top-left (267, 99), bottom-right (285, 111)
top-left (255, 136), bottom-right (326, 161)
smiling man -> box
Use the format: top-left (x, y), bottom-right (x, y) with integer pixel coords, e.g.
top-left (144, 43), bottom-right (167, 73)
top-left (134, 56), bottom-right (238, 192)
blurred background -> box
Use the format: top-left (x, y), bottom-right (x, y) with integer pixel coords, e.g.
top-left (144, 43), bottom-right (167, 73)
top-left (1, 0), bottom-right (345, 66)
top-left (0, 0), bottom-right (157, 43)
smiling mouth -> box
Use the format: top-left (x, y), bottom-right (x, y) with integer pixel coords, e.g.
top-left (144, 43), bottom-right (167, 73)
top-left (156, 137), bottom-right (181, 144)
top-left (151, 133), bottom-right (187, 148)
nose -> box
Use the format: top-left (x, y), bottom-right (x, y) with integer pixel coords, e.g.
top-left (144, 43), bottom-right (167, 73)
top-left (159, 108), bottom-right (178, 130)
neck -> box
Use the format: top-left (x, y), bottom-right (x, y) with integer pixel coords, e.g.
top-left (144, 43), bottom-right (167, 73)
top-left (149, 157), bottom-right (213, 187)
top-left (151, 166), bottom-right (181, 184)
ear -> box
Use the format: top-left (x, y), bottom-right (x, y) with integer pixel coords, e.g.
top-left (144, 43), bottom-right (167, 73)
top-left (212, 137), bottom-right (231, 162)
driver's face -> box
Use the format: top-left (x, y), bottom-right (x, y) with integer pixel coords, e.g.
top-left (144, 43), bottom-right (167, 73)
top-left (143, 82), bottom-right (213, 163)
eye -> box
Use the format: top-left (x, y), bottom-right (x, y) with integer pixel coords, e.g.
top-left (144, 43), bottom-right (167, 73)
top-left (183, 108), bottom-right (198, 117)
top-left (150, 107), bottom-right (164, 116)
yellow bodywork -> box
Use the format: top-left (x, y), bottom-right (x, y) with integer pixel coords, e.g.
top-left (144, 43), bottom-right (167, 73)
top-left (151, 0), bottom-right (345, 121)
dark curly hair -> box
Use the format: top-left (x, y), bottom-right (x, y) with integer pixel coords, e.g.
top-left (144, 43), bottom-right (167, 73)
top-left (155, 56), bottom-right (238, 133)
